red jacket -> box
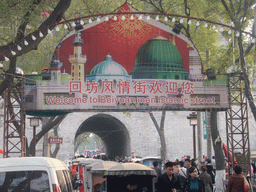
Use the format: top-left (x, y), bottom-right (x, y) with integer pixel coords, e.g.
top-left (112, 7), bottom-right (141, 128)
top-left (226, 173), bottom-right (244, 192)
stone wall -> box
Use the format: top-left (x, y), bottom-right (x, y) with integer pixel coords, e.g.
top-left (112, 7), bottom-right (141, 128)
top-left (1, 109), bottom-right (255, 164)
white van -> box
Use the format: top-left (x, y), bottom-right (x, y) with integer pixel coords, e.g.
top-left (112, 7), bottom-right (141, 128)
top-left (0, 157), bottom-right (73, 192)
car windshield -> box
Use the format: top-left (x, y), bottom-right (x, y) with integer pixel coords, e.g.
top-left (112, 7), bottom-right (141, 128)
top-left (0, 170), bottom-right (50, 192)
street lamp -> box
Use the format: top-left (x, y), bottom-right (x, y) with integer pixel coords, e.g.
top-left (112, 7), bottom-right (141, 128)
top-left (187, 112), bottom-right (198, 159)
top-left (29, 116), bottom-right (42, 156)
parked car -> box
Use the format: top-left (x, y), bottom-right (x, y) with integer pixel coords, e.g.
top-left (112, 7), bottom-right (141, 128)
top-left (0, 157), bottom-right (73, 192)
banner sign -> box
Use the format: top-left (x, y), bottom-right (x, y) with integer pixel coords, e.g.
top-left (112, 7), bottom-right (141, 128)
top-left (49, 137), bottom-right (63, 144)
top-left (23, 3), bottom-right (230, 116)
top-left (25, 77), bottom-right (229, 113)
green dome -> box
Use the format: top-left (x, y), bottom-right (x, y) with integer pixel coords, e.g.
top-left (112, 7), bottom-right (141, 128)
top-left (89, 54), bottom-right (128, 76)
top-left (131, 35), bottom-right (188, 80)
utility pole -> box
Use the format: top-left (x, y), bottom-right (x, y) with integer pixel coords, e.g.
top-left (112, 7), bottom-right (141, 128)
top-left (207, 111), bottom-right (212, 160)
top-left (197, 112), bottom-right (202, 162)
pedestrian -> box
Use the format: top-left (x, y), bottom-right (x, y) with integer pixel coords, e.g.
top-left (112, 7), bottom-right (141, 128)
top-left (183, 166), bottom-right (205, 192)
top-left (185, 158), bottom-right (192, 178)
top-left (199, 165), bottom-right (213, 192)
top-left (173, 162), bottom-right (186, 191)
top-left (226, 165), bottom-right (250, 192)
top-left (205, 159), bottom-right (215, 184)
top-left (153, 160), bottom-right (162, 176)
top-left (211, 156), bottom-right (216, 174)
top-left (185, 158), bottom-right (192, 169)
top-left (180, 161), bottom-right (187, 178)
top-left (192, 158), bottom-right (200, 175)
top-left (156, 161), bottom-right (183, 192)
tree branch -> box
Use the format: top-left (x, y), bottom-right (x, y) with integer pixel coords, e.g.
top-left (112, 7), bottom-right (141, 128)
top-left (0, 0), bottom-right (72, 61)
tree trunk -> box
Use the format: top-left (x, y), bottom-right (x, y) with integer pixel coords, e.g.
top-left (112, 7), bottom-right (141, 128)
top-left (210, 110), bottom-right (226, 191)
top-left (51, 126), bottom-right (60, 158)
top-left (237, 35), bottom-right (256, 121)
top-left (149, 111), bottom-right (167, 161)
top-left (27, 114), bottom-right (67, 156)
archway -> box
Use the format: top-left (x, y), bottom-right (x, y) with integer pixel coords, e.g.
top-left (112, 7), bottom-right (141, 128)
top-left (75, 113), bottom-right (131, 160)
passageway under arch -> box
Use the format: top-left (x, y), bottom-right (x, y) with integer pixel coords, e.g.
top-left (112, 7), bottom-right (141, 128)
top-left (75, 113), bottom-right (131, 160)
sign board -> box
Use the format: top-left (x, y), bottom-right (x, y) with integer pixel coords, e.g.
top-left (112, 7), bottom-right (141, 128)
top-left (24, 3), bottom-right (230, 116)
top-left (49, 137), bottom-right (63, 144)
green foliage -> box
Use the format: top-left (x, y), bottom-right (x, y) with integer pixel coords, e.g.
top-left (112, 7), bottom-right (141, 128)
top-left (75, 132), bottom-right (103, 153)
top-left (1, 0), bottom-right (256, 77)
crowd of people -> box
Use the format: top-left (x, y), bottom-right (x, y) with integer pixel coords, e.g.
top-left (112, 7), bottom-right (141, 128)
top-left (152, 155), bottom-right (253, 192)
top-left (152, 156), bottom-right (215, 192)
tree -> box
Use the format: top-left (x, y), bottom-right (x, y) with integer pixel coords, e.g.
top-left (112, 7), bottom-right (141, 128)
top-left (27, 114), bottom-right (67, 156)
top-left (0, 0), bottom-right (72, 95)
top-left (149, 111), bottom-right (167, 161)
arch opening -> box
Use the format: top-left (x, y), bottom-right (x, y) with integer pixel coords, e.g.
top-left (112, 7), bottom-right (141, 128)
top-left (75, 114), bottom-right (131, 160)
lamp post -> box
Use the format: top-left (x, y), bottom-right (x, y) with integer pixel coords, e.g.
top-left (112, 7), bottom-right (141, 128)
top-left (29, 117), bottom-right (41, 156)
top-left (187, 112), bottom-right (198, 159)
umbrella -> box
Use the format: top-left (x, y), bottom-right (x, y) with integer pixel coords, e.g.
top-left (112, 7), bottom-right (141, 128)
top-left (104, 162), bottom-right (157, 176)
top-left (87, 161), bottom-right (119, 174)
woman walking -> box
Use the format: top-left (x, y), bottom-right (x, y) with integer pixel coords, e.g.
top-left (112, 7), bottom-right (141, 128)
top-left (199, 166), bottom-right (213, 192)
top-left (184, 166), bottom-right (205, 192)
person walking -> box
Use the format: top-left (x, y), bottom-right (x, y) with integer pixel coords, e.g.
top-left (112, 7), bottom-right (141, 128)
top-left (226, 165), bottom-right (249, 192)
top-left (205, 159), bottom-right (215, 184)
top-left (199, 166), bottom-right (213, 192)
top-left (156, 161), bottom-right (183, 192)
top-left (180, 161), bottom-right (187, 178)
top-left (173, 162), bottom-right (186, 191)
top-left (183, 166), bottom-right (205, 192)
top-left (153, 160), bottom-right (162, 176)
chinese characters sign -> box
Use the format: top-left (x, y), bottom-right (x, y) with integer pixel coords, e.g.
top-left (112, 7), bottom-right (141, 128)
top-left (33, 79), bottom-right (229, 112)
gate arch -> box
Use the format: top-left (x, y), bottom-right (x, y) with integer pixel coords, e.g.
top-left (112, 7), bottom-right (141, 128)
top-left (75, 113), bottom-right (131, 160)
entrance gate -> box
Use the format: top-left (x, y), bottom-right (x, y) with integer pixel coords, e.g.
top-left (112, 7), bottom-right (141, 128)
top-left (1, 7), bottom-right (253, 177)
top-left (3, 73), bottom-right (251, 172)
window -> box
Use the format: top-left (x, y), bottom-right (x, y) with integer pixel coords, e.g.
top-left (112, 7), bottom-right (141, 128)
top-left (0, 171), bottom-right (50, 192)
top-left (163, 75), bottom-right (167, 79)
top-left (62, 170), bottom-right (72, 191)
top-left (175, 75), bottom-right (179, 80)
top-left (56, 170), bottom-right (71, 192)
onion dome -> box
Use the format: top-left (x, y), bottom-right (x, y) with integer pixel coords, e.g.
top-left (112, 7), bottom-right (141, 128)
top-left (86, 54), bottom-right (131, 82)
top-left (131, 35), bottom-right (188, 80)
